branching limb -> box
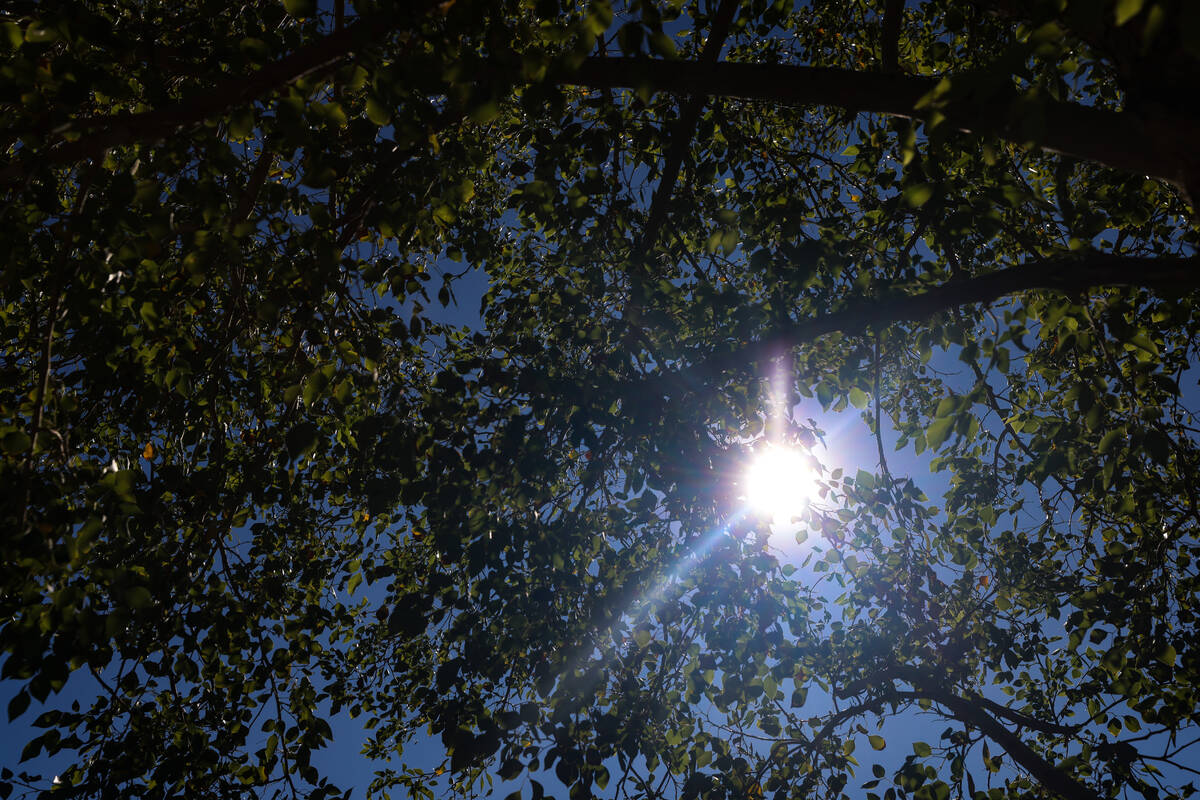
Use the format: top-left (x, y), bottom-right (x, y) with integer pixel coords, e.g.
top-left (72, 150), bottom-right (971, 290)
top-left (632, 252), bottom-right (1200, 398)
top-left (637, 0), bottom-right (738, 255)
top-left (3, 2), bottom-right (447, 176)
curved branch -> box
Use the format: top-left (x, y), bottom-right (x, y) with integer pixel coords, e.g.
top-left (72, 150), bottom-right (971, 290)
top-left (638, 0), bottom-right (737, 255)
top-left (898, 669), bottom-right (1102, 800)
top-left (842, 666), bottom-right (1101, 800)
top-left (7, 3), bottom-right (443, 173)
top-left (637, 252), bottom-right (1199, 395)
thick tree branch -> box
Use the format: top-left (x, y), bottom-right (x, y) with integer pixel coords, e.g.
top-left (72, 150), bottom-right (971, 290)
top-left (879, 0), bottom-right (905, 73)
top-left (9, 3), bottom-right (444, 173)
top-left (638, 0), bottom-right (737, 255)
top-left (39, 25), bottom-right (367, 165)
top-left (897, 668), bottom-right (1102, 800)
top-left (564, 57), bottom-right (1200, 195)
top-left (971, 693), bottom-right (1080, 738)
top-left (841, 665), bottom-right (1100, 800)
top-left (637, 252), bottom-right (1199, 395)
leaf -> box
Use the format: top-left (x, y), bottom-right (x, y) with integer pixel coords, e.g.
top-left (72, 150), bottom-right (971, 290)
top-left (239, 37), bottom-right (269, 62)
top-left (139, 301), bottom-right (160, 330)
top-left (366, 97), bottom-right (392, 126)
top-left (7, 691), bottom-right (29, 722)
top-left (925, 416), bottom-right (954, 450)
top-left (1114, 0), bottom-right (1144, 25)
top-left (228, 106), bottom-right (256, 140)
top-left (849, 387), bottom-right (869, 409)
top-left (648, 31), bottom-right (677, 58)
top-left (283, 0), bottom-right (317, 17)
top-left (913, 741), bottom-right (932, 757)
top-left (125, 587), bottom-right (153, 609)
top-left (286, 422), bottom-right (320, 458)
top-left (388, 603), bottom-right (427, 638)
top-left (1, 430), bottom-right (30, 454)
top-left (869, 734), bottom-right (886, 750)
top-left (903, 183), bottom-right (935, 208)
top-left (142, 442), bottom-right (155, 460)
top-left (303, 370), bottom-right (329, 406)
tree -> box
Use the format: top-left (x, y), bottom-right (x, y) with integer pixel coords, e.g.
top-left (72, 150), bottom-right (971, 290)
top-left (2, 0), bottom-right (1199, 798)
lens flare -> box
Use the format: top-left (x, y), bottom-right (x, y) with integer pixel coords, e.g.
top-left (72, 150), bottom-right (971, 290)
top-left (745, 445), bottom-right (815, 522)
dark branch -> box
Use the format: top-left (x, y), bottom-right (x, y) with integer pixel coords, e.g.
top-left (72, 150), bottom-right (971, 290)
top-left (638, 0), bottom-right (737, 255)
top-left (897, 668), bottom-right (1103, 800)
top-left (879, 0), bottom-right (905, 73)
top-left (563, 57), bottom-right (1200, 193)
top-left (636, 252), bottom-right (1200, 395)
top-left (232, 146), bottom-right (275, 226)
top-left (841, 665), bottom-right (1102, 800)
top-left (973, 693), bottom-right (1080, 737)
top-left (9, 3), bottom-right (444, 172)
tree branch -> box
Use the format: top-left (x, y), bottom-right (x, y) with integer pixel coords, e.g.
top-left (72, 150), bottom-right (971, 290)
top-left (638, 0), bottom-right (737, 255)
top-left (635, 252), bottom-right (1199, 395)
top-left (897, 668), bottom-right (1102, 800)
top-left (8, 3), bottom-right (444, 173)
top-left (563, 57), bottom-right (1200, 194)
top-left (20, 166), bottom-right (97, 527)
top-left (879, 0), bottom-right (905, 73)
top-left (232, 146), bottom-right (275, 226)
top-left (842, 665), bottom-right (1100, 800)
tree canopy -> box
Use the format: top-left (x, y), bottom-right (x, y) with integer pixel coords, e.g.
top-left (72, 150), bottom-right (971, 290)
top-left (3, 0), bottom-right (1200, 798)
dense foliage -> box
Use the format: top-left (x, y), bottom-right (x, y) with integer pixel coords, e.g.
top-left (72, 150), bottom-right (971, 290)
top-left (3, 0), bottom-right (1200, 798)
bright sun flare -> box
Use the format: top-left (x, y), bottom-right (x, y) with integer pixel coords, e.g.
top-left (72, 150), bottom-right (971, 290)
top-left (745, 445), bottom-right (815, 522)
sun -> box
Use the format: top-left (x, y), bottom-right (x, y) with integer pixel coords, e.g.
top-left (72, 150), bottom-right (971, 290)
top-left (744, 444), bottom-right (816, 523)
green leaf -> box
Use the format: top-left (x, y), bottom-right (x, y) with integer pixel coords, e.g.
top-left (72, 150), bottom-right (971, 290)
top-left (139, 301), bottom-right (160, 330)
top-left (283, 0), bottom-right (317, 17)
top-left (286, 422), bottom-right (320, 457)
top-left (849, 387), bottom-right (869, 409)
top-left (303, 369), bottom-right (330, 406)
top-left (229, 106), bottom-right (256, 141)
top-left (1114, 0), bottom-right (1144, 25)
top-left (913, 741), bottom-right (932, 757)
top-left (125, 587), bottom-right (153, 610)
top-left (648, 31), bottom-right (677, 58)
top-left (7, 691), bottom-right (30, 722)
top-left (239, 37), bottom-right (270, 62)
top-left (903, 183), bottom-right (935, 208)
top-left (925, 416), bottom-right (954, 450)
top-left (366, 97), bottom-right (392, 126)
top-left (855, 469), bottom-right (875, 490)
top-left (868, 734), bottom-right (886, 750)
top-left (1, 430), bottom-right (30, 454)
top-left (1157, 644), bottom-right (1177, 666)
top-left (24, 23), bottom-right (59, 43)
